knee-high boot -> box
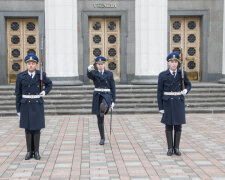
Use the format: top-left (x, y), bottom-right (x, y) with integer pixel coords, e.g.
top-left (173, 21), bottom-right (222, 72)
top-left (98, 123), bottom-right (105, 145)
top-left (25, 132), bottom-right (32, 160)
top-left (174, 131), bottom-right (181, 156)
top-left (31, 134), bottom-right (34, 158)
top-left (33, 133), bottom-right (41, 160)
top-left (166, 131), bottom-right (173, 156)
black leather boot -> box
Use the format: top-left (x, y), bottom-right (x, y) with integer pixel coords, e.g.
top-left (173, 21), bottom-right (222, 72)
top-left (174, 131), bottom-right (181, 156)
top-left (33, 133), bottom-right (41, 160)
top-left (98, 123), bottom-right (105, 145)
top-left (25, 132), bottom-right (32, 160)
top-left (31, 134), bottom-right (34, 158)
top-left (166, 131), bottom-right (173, 156)
top-left (100, 103), bottom-right (108, 118)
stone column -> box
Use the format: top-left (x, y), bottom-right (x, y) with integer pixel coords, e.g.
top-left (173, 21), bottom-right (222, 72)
top-left (45, 0), bottom-right (82, 85)
top-left (219, 1), bottom-right (225, 83)
top-left (132, 0), bottom-right (168, 84)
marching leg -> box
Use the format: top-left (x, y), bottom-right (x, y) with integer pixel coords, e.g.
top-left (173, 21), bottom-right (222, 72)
top-left (25, 130), bottom-right (32, 160)
top-left (100, 100), bottom-right (108, 118)
top-left (97, 115), bottom-right (105, 145)
top-left (33, 130), bottom-right (41, 160)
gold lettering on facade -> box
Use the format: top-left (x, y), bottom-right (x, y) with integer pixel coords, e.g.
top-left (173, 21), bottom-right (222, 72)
top-left (93, 2), bottom-right (117, 8)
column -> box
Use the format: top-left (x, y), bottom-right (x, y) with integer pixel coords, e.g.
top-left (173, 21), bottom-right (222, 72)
top-left (45, 0), bottom-right (82, 85)
top-left (219, 1), bottom-right (225, 83)
top-left (132, 0), bottom-right (168, 84)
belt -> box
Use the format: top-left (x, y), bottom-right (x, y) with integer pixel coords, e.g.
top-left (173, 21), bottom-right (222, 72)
top-left (164, 92), bottom-right (182, 96)
top-left (22, 95), bottom-right (41, 99)
top-left (94, 88), bottom-right (110, 92)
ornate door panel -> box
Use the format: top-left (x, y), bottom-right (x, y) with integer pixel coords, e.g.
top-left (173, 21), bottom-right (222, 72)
top-left (89, 17), bottom-right (120, 82)
top-left (170, 17), bottom-right (200, 80)
top-left (7, 18), bottom-right (39, 83)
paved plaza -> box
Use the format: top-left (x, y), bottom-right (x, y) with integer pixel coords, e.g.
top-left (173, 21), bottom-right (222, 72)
top-left (0, 114), bottom-right (225, 180)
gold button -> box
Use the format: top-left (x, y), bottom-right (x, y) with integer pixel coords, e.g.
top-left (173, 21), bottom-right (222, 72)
top-left (171, 98), bottom-right (173, 100)
top-left (36, 101), bottom-right (38, 103)
top-left (29, 101), bottom-right (30, 103)
top-left (28, 93), bottom-right (31, 95)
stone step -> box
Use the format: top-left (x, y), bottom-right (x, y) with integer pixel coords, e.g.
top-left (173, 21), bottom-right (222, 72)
top-left (1, 92), bottom-right (225, 100)
top-left (2, 89), bottom-right (225, 96)
top-left (1, 107), bottom-right (225, 116)
top-left (1, 97), bottom-right (225, 105)
top-left (1, 101), bottom-right (225, 110)
top-left (1, 84), bottom-right (225, 91)
top-left (1, 83), bottom-right (225, 115)
top-left (1, 83), bottom-right (225, 90)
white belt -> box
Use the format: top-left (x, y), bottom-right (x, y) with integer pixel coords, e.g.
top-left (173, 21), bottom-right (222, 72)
top-left (94, 88), bottom-right (110, 92)
top-left (22, 95), bottom-right (41, 99)
top-left (164, 92), bottom-right (182, 96)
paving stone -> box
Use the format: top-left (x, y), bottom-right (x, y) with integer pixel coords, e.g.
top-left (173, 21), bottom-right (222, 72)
top-left (54, 163), bottom-right (72, 168)
top-left (194, 160), bottom-right (213, 166)
top-left (0, 114), bottom-right (225, 179)
top-left (125, 162), bottom-right (142, 167)
top-left (12, 172), bottom-right (32, 177)
top-left (8, 165), bottom-right (18, 170)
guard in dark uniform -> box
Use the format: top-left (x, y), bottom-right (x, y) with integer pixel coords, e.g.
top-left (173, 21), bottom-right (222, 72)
top-left (87, 56), bottom-right (116, 145)
top-left (157, 52), bottom-right (191, 156)
top-left (15, 54), bottom-right (52, 160)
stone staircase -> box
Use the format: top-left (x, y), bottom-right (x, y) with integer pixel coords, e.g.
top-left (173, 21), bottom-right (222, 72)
top-left (1, 83), bottom-right (225, 116)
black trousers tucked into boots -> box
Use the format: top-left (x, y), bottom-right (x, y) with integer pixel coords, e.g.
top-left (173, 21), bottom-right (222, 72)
top-left (174, 131), bottom-right (181, 156)
top-left (165, 125), bottom-right (182, 156)
top-left (96, 96), bottom-right (108, 145)
top-left (25, 129), bottom-right (41, 160)
top-left (97, 121), bottom-right (105, 145)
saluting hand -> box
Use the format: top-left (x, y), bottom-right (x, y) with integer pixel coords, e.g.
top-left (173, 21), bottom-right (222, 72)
top-left (88, 65), bottom-right (94, 71)
top-left (39, 91), bottom-right (46, 97)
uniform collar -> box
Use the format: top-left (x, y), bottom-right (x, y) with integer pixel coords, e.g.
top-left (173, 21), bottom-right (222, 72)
top-left (165, 69), bottom-right (171, 75)
top-left (169, 69), bottom-right (177, 75)
top-left (28, 71), bottom-right (36, 78)
top-left (98, 69), bottom-right (104, 74)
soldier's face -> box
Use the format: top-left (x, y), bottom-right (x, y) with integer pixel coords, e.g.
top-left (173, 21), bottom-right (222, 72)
top-left (96, 63), bottom-right (105, 71)
top-left (168, 60), bottom-right (178, 71)
top-left (26, 61), bottom-right (37, 72)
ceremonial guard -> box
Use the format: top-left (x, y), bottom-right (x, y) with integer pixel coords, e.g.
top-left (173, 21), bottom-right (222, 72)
top-left (15, 54), bottom-right (52, 160)
top-left (157, 52), bottom-right (191, 156)
top-left (87, 56), bottom-right (116, 145)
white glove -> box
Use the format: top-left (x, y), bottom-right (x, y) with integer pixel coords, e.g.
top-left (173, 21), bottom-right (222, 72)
top-left (181, 89), bottom-right (188, 96)
top-left (17, 112), bottom-right (20, 116)
top-left (88, 65), bottom-right (94, 71)
top-left (159, 110), bottom-right (164, 114)
top-left (111, 102), bottom-right (115, 109)
top-left (39, 91), bottom-right (46, 97)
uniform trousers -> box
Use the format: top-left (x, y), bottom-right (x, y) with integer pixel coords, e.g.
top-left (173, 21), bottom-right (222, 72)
top-left (97, 96), bottom-right (107, 124)
top-left (165, 125), bottom-right (182, 132)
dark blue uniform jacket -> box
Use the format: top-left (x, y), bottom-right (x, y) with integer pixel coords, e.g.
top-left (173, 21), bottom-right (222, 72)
top-left (157, 69), bottom-right (191, 125)
top-left (15, 70), bottom-right (52, 130)
top-left (87, 69), bottom-right (116, 115)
